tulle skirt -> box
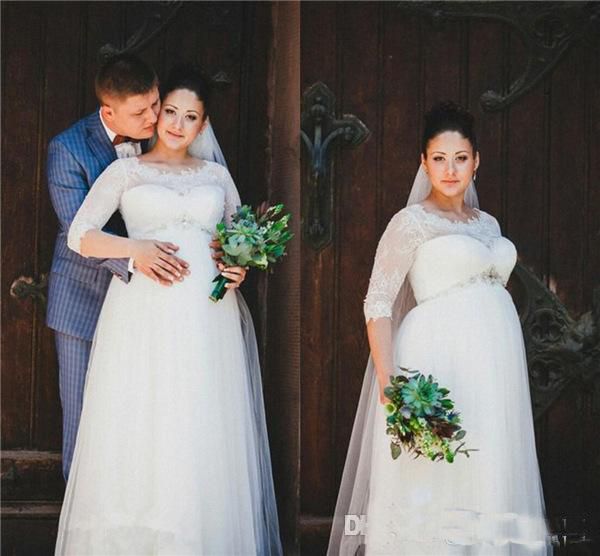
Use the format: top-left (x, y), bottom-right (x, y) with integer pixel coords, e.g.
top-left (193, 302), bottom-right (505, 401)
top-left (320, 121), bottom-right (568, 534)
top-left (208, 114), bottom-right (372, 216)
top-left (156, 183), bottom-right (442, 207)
top-left (365, 282), bottom-right (552, 555)
top-left (55, 229), bottom-right (282, 555)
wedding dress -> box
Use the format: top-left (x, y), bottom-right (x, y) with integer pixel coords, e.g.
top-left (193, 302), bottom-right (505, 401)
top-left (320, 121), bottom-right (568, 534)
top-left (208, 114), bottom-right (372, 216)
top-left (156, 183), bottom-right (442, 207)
top-left (330, 203), bottom-right (552, 555)
top-left (55, 157), bottom-right (282, 555)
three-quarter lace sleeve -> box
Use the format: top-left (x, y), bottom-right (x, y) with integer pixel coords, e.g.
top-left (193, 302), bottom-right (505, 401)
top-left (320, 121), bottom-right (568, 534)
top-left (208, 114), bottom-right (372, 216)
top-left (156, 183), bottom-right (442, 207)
top-left (364, 209), bottom-right (424, 323)
top-left (217, 165), bottom-right (241, 226)
top-left (67, 159), bottom-right (128, 254)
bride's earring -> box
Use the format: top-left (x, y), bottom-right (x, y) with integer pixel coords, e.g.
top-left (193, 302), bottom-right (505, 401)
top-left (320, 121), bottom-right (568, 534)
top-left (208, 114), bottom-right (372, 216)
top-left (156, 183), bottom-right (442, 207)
top-left (473, 171), bottom-right (477, 181)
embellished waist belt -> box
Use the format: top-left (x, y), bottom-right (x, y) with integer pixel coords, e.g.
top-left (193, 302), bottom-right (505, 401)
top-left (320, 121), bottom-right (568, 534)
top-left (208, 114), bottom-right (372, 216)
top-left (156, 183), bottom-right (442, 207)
top-left (418, 269), bottom-right (506, 304)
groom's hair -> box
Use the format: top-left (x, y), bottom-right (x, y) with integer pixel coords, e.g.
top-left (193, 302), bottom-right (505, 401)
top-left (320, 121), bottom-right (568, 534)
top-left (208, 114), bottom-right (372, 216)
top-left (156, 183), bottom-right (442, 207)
top-left (95, 53), bottom-right (158, 104)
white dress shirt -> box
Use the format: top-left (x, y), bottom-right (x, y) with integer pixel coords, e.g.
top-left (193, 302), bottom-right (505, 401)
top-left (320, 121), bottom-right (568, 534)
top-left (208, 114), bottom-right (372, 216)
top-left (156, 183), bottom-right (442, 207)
top-left (99, 109), bottom-right (137, 273)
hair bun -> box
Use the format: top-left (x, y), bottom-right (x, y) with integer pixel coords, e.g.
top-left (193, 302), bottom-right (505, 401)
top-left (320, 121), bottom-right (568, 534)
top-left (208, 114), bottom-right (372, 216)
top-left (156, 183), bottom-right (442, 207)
top-left (421, 101), bottom-right (478, 154)
top-left (425, 101), bottom-right (474, 129)
top-left (97, 45), bottom-right (121, 65)
top-left (165, 63), bottom-right (212, 90)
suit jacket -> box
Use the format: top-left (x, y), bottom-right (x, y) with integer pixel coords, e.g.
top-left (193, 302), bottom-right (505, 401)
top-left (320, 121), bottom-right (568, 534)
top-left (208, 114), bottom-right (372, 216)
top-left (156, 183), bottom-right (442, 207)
top-left (46, 111), bottom-right (130, 341)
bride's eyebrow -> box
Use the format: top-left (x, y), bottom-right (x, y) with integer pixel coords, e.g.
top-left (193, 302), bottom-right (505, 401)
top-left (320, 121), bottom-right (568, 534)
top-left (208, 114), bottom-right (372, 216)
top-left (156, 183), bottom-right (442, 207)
top-left (431, 151), bottom-right (470, 155)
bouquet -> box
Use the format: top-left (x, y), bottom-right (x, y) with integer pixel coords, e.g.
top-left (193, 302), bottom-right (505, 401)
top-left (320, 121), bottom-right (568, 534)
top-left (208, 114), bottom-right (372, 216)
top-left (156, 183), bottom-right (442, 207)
top-left (210, 203), bottom-right (293, 302)
top-left (383, 367), bottom-right (477, 463)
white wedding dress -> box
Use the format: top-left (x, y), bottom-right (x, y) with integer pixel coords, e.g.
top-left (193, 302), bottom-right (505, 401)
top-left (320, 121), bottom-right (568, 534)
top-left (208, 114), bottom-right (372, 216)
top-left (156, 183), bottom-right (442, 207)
top-left (330, 203), bottom-right (552, 555)
top-left (55, 157), bottom-right (282, 556)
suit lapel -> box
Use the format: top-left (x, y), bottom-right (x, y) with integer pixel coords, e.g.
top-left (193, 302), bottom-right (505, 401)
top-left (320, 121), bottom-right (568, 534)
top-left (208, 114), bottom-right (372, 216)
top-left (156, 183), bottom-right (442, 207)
top-left (85, 112), bottom-right (117, 181)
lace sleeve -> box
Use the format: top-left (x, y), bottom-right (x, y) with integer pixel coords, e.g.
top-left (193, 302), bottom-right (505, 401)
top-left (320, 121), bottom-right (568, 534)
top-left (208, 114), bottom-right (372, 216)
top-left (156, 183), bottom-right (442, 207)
top-left (217, 164), bottom-right (241, 226)
top-left (67, 159), bottom-right (129, 254)
top-left (364, 208), bottom-right (424, 323)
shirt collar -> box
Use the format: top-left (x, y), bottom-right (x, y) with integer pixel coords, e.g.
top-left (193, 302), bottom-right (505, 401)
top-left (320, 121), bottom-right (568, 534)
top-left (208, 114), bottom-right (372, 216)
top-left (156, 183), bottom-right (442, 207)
top-left (99, 108), bottom-right (117, 143)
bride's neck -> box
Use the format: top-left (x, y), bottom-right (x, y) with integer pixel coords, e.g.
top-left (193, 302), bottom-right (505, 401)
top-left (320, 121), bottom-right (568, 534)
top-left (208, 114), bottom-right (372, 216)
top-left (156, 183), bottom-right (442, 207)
top-left (147, 140), bottom-right (189, 163)
top-left (426, 189), bottom-right (468, 214)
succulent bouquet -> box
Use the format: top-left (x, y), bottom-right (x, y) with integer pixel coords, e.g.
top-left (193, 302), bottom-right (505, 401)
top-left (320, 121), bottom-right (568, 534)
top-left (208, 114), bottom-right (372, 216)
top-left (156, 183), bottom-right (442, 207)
top-left (210, 203), bottom-right (293, 302)
top-left (383, 367), bottom-right (477, 463)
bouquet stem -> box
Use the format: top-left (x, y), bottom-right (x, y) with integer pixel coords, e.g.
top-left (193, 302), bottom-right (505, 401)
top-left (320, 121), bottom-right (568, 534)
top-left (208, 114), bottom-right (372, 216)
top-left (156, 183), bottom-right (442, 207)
top-left (209, 274), bottom-right (232, 302)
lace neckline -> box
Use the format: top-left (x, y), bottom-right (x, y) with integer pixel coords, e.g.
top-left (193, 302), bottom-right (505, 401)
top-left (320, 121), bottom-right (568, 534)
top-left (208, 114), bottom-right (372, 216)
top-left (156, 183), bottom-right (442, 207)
top-left (131, 157), bottom-right (207, 176)
top-left (412, 202), bottom-right (482, 225)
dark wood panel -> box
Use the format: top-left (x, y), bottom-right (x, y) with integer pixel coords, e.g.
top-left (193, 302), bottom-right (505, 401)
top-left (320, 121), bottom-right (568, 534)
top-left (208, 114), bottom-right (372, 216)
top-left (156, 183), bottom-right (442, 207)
top-left (583, 40), bottom-right (600, 530)
top-left (467, 19), bottom-right (505, 219)
top-left (33, 1), bottom-right (82, 452)
top-left (83, 2), bottom-right (125, 114)
top-left (300, 0), bottom-right (339, 519)
top-left (380, 7), bottom-right (422, 221)
top-left (584, 38), bottom-right (600, 313)
top-left (548, 42), bottom-right (587, 315)
top-left (421, 17), bottom-right (462, 112)
top-left (334, 1), bottom-right (381, 513)
top-left (505, 31), bottom-right (547, 274)
top-left (1, 2), bottom-right (44, 449)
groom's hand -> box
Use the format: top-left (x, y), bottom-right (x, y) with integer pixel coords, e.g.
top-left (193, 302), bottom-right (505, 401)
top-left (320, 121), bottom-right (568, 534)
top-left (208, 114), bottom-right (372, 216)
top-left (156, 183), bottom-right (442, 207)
top-left (131, 240), bottom-right (190, 286)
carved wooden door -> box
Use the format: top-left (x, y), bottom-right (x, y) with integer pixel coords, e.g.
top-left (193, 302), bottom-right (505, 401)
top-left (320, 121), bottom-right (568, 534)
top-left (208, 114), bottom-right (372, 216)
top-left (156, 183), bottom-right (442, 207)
top-left (300, 2), bottom-right (600, 554)
top-left (1, 2), bottom-right (274, 553)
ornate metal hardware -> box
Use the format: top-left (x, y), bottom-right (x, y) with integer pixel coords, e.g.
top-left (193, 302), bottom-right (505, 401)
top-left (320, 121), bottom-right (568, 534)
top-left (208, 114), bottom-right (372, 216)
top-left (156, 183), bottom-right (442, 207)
top-left (301, 82), bottom-right (370, 250)
top-left (513, 263), bottom-right (599, 420)
top-left (397, 1), bottom-right (600, 112)
top-left (97, 2), bottom-right (183, 61)
top-left (10, 274), bottom-right (48, 308)
top-left (97, 2), bottom-right (232, 93)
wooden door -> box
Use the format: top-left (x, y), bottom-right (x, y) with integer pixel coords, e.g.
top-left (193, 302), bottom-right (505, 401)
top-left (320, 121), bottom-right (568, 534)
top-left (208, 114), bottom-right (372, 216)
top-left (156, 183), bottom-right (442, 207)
top-left (1, 2), bottom-right (275, 553)
top-left (300, 2), bottom-right (600, 553)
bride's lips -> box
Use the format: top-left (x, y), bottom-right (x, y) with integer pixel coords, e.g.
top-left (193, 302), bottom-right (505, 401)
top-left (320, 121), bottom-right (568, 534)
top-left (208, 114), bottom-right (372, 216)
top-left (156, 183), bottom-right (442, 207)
top-left (166, 130), bottom-right (184, 139)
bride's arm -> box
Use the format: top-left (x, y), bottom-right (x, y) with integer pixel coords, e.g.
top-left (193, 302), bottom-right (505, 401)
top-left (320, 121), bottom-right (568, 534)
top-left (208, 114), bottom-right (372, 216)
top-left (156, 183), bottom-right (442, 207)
top-left (367, 318), bottom-right (395, 402)
top-left (364, 209), bottom-right (422, 403)
top-left (68, 161), bottom-right (188, 285)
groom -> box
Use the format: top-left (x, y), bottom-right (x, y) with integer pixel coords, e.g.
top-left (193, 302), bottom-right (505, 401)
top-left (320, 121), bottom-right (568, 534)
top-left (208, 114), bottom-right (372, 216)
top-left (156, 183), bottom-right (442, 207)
top-left (47, 53), bottom-right (214, 480)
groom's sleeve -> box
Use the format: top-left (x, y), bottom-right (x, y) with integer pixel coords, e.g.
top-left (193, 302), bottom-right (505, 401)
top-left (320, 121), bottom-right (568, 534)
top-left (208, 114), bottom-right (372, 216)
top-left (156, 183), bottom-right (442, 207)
top-left (47, 138), bottom-right (130, 283)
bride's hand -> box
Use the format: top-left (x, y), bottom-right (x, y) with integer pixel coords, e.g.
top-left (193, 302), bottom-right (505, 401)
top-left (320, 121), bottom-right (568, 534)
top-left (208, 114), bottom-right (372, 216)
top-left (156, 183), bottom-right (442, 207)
top-left (209, 237), bottom-right (224, 262)
top-left (379, 389), bottom-right (391, 405)
top-left (378, 378), bottom-right (391, 405)
top-left (130, 240), bottom-right (190, 286)
top-left (217, 262), bottom-right (247, 289)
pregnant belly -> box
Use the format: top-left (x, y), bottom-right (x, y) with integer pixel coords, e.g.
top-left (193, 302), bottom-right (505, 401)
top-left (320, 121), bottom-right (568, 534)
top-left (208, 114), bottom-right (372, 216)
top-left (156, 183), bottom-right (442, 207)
top-left (132, 226), bottom-right (219, 284)
top-left (107, 227), bottom-right (222, 317)
top-left (395, 281), bottom-right (522, 372)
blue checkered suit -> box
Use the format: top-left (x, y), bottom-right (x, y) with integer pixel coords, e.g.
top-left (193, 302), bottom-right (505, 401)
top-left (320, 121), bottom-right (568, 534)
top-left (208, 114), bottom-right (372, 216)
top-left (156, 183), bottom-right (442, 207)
top-left (46, 111), bottom-right (130, 480)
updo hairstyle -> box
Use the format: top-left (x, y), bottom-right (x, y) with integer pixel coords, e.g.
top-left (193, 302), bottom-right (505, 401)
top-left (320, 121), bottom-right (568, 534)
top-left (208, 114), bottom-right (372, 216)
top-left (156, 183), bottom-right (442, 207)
top-left (421, 101), bottom-right (478, 156)
top-left (161, 64), bottom-right (212, 121)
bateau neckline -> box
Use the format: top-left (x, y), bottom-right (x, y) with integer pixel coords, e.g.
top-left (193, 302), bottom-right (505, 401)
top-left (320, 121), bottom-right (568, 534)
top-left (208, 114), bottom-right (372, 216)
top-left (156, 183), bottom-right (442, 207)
top-left (130, 157), bottom-right (207, 174)
top-left (413, 202), bottom-right (482, 225)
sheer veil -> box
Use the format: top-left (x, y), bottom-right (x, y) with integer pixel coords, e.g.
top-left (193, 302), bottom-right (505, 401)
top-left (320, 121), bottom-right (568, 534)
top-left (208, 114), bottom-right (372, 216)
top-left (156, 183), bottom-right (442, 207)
top-left (188, 123), bottom-right (283, 555)
top-left (187, 120), bottom-right (228, 167)
top-left (327, 166), bottom-right (479, 556)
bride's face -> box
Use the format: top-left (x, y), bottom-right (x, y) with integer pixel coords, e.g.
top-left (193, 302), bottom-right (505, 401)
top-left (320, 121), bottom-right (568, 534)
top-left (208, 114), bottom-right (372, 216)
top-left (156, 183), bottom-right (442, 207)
top-left (421, 131), bottom-right (479, 200)
top-left (157, 88), bottom-right (208, 150)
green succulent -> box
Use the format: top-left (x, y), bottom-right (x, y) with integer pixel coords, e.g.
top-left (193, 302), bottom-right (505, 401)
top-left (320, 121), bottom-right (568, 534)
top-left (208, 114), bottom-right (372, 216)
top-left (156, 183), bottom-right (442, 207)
top-left (383, 367), bottom-right (477, 463)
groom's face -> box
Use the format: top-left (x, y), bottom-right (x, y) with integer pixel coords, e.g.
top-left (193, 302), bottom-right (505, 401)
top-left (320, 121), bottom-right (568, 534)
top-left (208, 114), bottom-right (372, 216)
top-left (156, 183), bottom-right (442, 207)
top-left (101, 86), bottom-right (161, 140)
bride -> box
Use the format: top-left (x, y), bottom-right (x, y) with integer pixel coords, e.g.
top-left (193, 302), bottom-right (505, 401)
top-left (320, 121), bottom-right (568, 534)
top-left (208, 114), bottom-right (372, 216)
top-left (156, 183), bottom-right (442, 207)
top-left (55, 65), bottom-right (282, 555)
top-left (328, 102), bottom-right (552, 555)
